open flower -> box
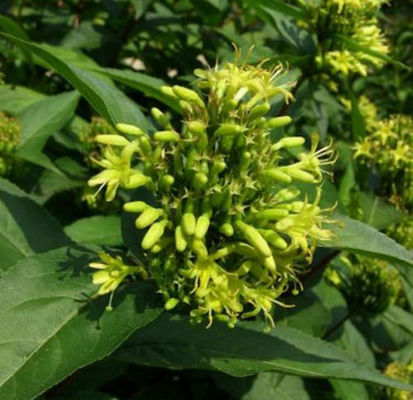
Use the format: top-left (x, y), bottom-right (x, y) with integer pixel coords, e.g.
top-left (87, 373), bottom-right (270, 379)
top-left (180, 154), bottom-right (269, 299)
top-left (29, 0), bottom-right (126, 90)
top-left (90, 252), bottom-right (147, 296)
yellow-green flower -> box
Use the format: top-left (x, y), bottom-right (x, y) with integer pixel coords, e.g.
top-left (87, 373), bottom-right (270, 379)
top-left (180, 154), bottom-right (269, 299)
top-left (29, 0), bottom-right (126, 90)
top-left (88, 53), bottom-right (336, 327)
top-left (355, 114), bottom-right (412, 209)
top-left (384, 361), bottom-right (413, 400)
top-left (302, 0), bottom-right (389, 77)
top-left (90, 252), bottom-right (147, 296)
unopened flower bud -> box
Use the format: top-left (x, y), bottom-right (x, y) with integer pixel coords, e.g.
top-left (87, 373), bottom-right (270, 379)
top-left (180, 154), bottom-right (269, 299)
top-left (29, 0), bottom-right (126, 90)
top-left (154, 130), bottom-right (180, 142)
top-left (116, 123), bottom-right (144, 136)
top-left (141, 220), bottom-right (168, 250)
top-left (266, 116), bottom-right (292, 129)
top-left (95, 134), bottom-right (130, 146)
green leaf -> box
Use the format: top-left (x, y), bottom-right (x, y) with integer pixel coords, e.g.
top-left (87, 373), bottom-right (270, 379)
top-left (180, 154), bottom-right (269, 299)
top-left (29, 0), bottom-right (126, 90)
top-left (329, 322), bottom-right (373, 400)
top-left (0, 15), bottom-right (31, 62)
top-left (92, 67), bottom-right (182, 113)
top-left (1, 34), bottom-right (152, 131)
top-left (0, 85), bottom-right (45, 115)
top-left (358, 192), bottom-right (404, 230)
top-left (330, 380), bottom-right (369, 400)
top-left (0, 246), bottom-right (162, 400)
top-left (30, 157), bottom-right (86, 205)
top-left (383, 305), bottom-right (413, 336)
top-left (277, 288), bottom-right (331, 337)
top-left (116, 314), bottom-right (412, 390)
top-left (16, 91), bottom-right (80, 172)
top-left (0, 178), bottom-right (69, 271)
top-left (331, 321), bottom-right (375, 367)
top-left (321, 216), bottom-right (413, 267)
top-left (65, 216), bottom-right (123, 246)
top-left (242, 0), bottom-right (308, 22)
top-left (215, 372), bottom-right (310, 400)
top-left (0, 15), bottom-right (29, 40)
top-left (256, 7), bottom-right (315, 53)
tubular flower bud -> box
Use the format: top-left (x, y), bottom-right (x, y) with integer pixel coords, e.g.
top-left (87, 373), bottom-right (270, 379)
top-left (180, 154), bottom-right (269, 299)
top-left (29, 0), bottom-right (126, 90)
top-left (116, 123), bottom-right (144, 136)
top-left (95, 134), bottom-right (130, 146)
top-left (154, 130), bottom-right (180, 142)
top-left (88, 51), bottom-right (336, 328)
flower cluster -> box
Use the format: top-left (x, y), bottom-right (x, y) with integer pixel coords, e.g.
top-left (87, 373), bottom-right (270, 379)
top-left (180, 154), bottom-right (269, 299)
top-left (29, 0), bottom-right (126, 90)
top-left (303, 0), bottom-right (389, 77)
top-left (383, 361), bottom-right (413, 400)
top-left (80, 117), bottom-right (122, 211)
top-left (0, 112), bottom-right (21, 176)
top-left (341, 95), bottom-right (378, 132)
top-left (387, 218), bottom-right (413, 250)
top-left (88, 56), bottom-right (335, 327)
top-left (354, 114), bottom-right (413, 209)
top-left (326, 254), bottom-right (402, 314)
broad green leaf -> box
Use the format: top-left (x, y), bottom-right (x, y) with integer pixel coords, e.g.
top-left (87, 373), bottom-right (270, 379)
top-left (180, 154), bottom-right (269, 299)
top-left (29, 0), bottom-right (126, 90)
top-left (0, 15), bottom-right (31, 62)
top-left (0, 246), bottom-right (162, 400)
top-left (0, 15), bottom-right (29, 40)
top-left (277, 288), bottom-right (331, 337)
top-left (30, 157), bottom-right (86, 205)
top-left (312, 278), bottom-right (348, 332)
top-left (65, 216), bottom-right (122, 246)
top-left (16, 91), bottom-right (80, 172)
top-left (215, 372), bottom-right (310, 400)
top-left (0, 85), bottom-right (45, 115)
top-left (331, 321), bottom-right (375, 367)
top-left (116, 314), bottom-right (412, 390)
top-left (250, 7), bottom-right (315, 54)
top-left (330, 380), bottom-right (369, 400)
top-left (0, 178), bottom-right (69, 271)
top-left (329, 322), bottom-right (372, 400)
top-left (129, 0), bottom-right (153, 18)
top-left (92, 67), bottom-right (182, 113)
top-left (1, 34), bottom-right (152, 131)
top-left (358, 192), bottom-right (404, 230)
top-left (242, 0), bottom-right (308, 22)
top-left (359, 312), bottom-right (412, 354)
top-left (383, 305), bottom-right (413, 336)
top-left (321, 216), bottom-right (413, 267)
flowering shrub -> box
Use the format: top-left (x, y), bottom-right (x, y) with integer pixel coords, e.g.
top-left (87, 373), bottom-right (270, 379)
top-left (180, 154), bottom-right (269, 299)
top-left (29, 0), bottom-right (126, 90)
top-left (0, 1), bottom-right (412, 399)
